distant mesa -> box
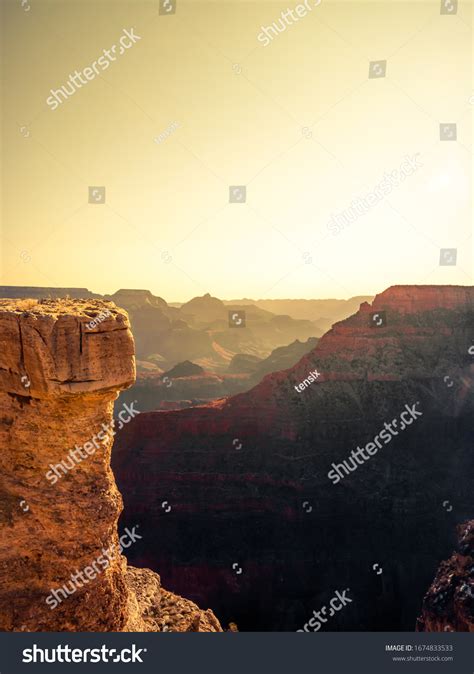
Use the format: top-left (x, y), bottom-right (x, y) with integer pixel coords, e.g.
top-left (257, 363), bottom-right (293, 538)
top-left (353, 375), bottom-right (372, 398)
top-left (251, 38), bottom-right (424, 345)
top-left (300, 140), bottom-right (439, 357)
top-left (113, 289), bottom-right (155, 298)
top-left (0, 286), bottom-right (98, 300)
top-left (163, 361), bottom-right (205, 379)
top-left (180, 293), bottom-right (226, 323)
top-left (110, 289), bottom-right (168, 311)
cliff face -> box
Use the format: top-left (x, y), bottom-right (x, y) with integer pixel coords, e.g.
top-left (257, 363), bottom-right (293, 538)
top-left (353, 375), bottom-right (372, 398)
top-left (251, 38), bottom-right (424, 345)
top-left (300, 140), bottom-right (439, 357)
top-left (0, 299), bottom-right (222, 632)
top-left (113, 286), bottom-right (474, 630)
top-left (417, 520), bottom-right (474, 632)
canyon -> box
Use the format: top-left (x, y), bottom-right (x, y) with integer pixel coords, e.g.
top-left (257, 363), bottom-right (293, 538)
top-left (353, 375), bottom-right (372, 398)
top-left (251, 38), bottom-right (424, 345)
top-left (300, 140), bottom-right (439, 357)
top-left (120, 337), bottom-right (319, 413)
top-left (112, 285), bottom-right (474, 631)
top-left (0, 298), bottom-right (222, 632)
top-left (0, 286), bottom-right (368, 373)
top-left (0, 286), bottom-right (471, 633)
top-left (0, 287), bottom-right (322, 373)
top-left (0, 286), bottom-right (365, 411)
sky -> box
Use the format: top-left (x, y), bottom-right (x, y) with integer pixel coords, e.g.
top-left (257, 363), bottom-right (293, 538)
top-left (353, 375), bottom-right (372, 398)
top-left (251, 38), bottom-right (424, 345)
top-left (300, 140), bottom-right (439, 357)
top-left (1, 0), bottom-right (472, 301)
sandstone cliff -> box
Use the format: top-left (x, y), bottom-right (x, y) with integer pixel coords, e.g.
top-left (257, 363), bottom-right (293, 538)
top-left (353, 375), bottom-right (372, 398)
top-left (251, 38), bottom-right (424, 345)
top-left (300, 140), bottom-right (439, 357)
top-left (0, 299), bottom-right (222, 632)
top-left (417, 520), bottom-right (473, 632)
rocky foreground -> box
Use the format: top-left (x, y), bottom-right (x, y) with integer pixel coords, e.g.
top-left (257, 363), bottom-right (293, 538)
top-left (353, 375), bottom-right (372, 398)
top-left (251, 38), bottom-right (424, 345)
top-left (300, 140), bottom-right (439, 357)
top-left (0, 299), bottom-right (222, 632)
top-left (417, 520), bottom-right (473, 632)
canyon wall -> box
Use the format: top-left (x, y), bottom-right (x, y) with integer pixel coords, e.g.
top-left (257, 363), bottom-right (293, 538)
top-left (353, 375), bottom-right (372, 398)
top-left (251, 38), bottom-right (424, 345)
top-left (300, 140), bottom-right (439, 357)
top-left (0, 299), bottom-right (222, 632)
top-left (113, 285), bottom-right (474, 630)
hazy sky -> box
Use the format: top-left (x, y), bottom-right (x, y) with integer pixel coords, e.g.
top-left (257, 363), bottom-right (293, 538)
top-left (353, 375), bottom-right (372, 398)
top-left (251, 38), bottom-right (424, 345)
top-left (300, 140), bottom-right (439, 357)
top-left (1, 0), bottom-right (472, 301)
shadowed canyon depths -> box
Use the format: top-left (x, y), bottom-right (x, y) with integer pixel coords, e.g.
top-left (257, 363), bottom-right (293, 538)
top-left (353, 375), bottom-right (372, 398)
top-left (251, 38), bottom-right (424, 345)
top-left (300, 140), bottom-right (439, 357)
top-left (0, 299), bottom-right (222, 632)
top-left (113, 286), bottom-right (474, 631)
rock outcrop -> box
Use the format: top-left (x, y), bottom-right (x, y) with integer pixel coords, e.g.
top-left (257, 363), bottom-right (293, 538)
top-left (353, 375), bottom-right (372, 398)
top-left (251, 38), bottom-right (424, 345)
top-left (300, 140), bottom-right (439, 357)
top-left (113, 285), bottom-right (474, 631)
top-left (417, 520), bottom-right (474, 632)
top-left (0, 298), bottom-right (222, 632)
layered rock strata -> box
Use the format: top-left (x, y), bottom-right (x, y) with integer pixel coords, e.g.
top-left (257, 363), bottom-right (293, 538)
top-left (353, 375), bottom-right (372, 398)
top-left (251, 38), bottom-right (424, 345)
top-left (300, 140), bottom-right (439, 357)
top-left (113, 285), bottom-right (474, 630)
top-left (0, 298), bottom-right (221, 632)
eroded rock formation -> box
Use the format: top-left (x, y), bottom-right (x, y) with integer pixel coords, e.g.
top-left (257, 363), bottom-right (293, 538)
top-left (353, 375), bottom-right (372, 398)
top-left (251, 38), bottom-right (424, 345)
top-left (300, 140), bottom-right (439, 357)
top-left (417, 520), bottom-right (474, 632)
top-left (0, 298), bottom-right (222, 632)
top-left (113, 285), bottom-right (474, 630)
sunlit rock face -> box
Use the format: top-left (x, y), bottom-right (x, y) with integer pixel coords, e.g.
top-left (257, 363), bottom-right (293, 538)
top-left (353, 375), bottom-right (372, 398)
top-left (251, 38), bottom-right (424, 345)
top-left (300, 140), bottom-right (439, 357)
top-left (0, 299), bottom-right (222, 632)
